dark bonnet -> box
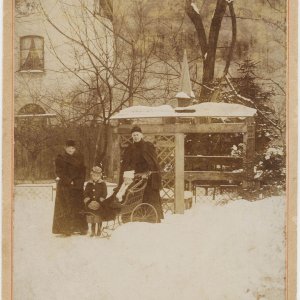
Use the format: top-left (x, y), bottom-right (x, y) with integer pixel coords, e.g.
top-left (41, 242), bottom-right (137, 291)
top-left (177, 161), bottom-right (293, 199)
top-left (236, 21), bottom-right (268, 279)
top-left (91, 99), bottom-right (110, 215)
top-left (65, 139), bottom-right (76, 147)
top-left (131, 126), bottom-right (142, 134)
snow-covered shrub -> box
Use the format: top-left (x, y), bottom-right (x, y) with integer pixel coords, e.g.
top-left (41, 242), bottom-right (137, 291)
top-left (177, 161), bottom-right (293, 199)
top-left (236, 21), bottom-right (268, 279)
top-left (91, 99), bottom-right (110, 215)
top-left (231, 143), bottom-right (245, 157)
top-left (254, 146), bottom-right (285, 195)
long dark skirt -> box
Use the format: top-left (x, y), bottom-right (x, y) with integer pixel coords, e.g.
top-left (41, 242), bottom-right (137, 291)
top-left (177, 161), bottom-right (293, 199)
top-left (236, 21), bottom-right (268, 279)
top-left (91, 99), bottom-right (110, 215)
top-left (52, 185), bottom-right (87, 234)
top-left (143, 185), bottom-right (164, 221)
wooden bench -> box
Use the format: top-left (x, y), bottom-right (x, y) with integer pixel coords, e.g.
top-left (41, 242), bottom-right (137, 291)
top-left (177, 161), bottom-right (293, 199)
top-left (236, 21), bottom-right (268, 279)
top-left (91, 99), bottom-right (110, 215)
top-left (194, 184), bottom-right (239, 201)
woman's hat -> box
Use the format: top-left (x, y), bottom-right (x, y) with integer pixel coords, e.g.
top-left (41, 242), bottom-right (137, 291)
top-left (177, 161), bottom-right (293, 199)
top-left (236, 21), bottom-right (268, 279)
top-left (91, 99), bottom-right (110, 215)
top-left (65, 139), bottom-right (76, 147)
top-left (131, 126), bottom-right (142, 134)
top-left (123, 170), bottom-right (135, 179)
top-left (91, 166), bottom-right (102, 174)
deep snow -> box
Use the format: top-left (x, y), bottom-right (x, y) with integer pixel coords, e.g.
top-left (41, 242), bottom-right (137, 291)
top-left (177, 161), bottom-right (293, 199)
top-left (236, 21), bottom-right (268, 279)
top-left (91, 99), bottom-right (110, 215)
top-left (13, 186), bottom-right (285, 300)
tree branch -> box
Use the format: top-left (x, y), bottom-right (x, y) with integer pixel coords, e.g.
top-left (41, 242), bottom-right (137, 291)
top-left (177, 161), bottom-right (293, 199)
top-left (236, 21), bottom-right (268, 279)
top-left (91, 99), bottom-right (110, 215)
top-left (185, 0), bottom-right (208, 59)
top-left (225, 75), bottom-right (282, 130)
top-left (223, 2), bottom-right (236, 76)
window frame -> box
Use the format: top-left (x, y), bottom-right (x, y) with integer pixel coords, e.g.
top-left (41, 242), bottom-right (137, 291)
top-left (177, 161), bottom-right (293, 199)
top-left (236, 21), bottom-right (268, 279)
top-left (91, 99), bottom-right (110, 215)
top-left (19, 35), bottom-right (45, 72)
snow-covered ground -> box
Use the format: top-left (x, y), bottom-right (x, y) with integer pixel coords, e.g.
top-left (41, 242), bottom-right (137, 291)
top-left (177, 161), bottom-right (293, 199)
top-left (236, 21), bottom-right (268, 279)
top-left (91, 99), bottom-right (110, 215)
top-left (13, 185), bottom-right (286, 300)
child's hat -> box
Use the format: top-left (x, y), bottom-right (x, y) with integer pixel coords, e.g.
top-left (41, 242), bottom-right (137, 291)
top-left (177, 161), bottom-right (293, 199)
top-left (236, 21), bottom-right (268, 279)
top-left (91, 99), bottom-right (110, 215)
top-left (123, 170), bottom-right (135, 179)
top-left (91, 166), bottom-right (102, 174)
top-left (65, 139), bottom-right (76, 147)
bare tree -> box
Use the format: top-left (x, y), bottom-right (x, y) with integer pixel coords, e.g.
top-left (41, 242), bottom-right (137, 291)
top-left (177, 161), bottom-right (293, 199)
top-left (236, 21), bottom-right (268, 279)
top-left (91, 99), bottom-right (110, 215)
top-left (185, 0), bottom-right (237, 100)
top-left (36, 0), bottom-right (178, 166)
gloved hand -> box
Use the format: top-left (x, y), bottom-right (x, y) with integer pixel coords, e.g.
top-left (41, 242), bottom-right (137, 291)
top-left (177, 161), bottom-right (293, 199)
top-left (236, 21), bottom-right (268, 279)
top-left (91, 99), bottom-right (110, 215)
top-left (84, 197), bottom-right (90, 204)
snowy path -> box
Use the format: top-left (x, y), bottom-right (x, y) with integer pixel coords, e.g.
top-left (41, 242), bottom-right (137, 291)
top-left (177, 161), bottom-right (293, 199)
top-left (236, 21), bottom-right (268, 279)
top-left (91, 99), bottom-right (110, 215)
top-left (13, 190), bottom-right (285, 300)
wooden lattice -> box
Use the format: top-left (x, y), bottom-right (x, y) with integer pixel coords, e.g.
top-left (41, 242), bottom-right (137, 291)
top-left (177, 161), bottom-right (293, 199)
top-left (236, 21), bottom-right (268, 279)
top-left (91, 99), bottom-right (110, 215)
top-left (155, 135), bottom-right (175, 213)
top-left (119, 134), bottom-right (175, 212)
top-left (120, 135), bottom-right (132, 151)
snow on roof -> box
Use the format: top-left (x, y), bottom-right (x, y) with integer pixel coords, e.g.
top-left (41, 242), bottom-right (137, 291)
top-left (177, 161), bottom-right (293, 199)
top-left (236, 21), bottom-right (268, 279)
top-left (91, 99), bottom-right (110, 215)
top-left (175, 91), bottom-right (191, 99)
top-left (112, 102), bottom-right (257, 119)
top-left (111, 105), bottom-right (175, 119)
top-left (175, 103), bottom-right (257, 117)
top-left (15, 113), bottom-right (57, 118)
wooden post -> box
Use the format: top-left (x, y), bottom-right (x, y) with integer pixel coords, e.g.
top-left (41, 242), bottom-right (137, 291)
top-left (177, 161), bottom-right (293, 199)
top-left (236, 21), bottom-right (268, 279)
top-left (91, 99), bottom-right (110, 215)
top-left (106, 126), bottom-right (114, 179)
top-left (242, 117), bottom-right (255, 188)
top-left (175, 133), bottom-right (185, 213)
top-left (114, 134), bottom-right (121, 183)
top-left (188, 180), bottom-right (193, 191)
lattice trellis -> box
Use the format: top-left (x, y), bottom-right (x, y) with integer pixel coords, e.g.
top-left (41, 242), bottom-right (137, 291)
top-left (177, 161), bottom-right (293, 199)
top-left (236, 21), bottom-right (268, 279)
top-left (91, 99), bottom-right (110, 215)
top-left (119, 134), bottom-right (175, 213)
top-left (154, 135), bottom-right (175, 204)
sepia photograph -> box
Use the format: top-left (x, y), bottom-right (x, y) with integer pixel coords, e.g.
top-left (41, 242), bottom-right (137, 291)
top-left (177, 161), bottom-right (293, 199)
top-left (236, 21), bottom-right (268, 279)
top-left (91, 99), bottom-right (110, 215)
top-left (2, 0), bottom-right (297, 299)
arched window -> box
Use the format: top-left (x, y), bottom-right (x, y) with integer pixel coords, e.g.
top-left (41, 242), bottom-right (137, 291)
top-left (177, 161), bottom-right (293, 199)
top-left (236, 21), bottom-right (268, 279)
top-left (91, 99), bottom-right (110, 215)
top-left (18, 103), bottom-right (46, 115)
top-left (20, 36), bottom-right (44, 71)
top-left (16, 103), bottom-right (47, 128)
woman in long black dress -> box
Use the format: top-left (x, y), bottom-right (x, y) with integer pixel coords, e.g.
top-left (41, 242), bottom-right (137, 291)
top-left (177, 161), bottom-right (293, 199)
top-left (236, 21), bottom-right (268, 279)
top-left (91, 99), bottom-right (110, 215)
top-left (52, 140), bottom-right (88, 236)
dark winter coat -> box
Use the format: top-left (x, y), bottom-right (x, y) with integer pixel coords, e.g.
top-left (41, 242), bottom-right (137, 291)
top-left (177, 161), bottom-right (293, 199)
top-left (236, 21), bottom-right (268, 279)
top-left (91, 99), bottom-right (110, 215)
top-left (84, 181), bottom-right (107, 217)
top-left (119, 139), bottom-right (164, 220)
top-left (52, 151), bottom-right (88, 234)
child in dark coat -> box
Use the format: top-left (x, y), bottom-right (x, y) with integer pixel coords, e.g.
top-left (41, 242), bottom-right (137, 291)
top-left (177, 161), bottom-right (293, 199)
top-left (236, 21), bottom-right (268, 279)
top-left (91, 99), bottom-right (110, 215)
top-left (83, 166), bottom-right (107, 237)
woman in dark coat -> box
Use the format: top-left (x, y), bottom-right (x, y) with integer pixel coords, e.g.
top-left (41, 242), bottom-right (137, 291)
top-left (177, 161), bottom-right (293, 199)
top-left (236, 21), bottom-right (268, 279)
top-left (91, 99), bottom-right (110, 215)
top-left (52, 140), bottom-right (88, 236)
top-left (119, 126), bottom-right (164, 221)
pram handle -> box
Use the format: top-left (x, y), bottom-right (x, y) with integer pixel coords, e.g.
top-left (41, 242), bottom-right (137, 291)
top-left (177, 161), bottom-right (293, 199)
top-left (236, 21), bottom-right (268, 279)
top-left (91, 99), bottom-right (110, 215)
top-left (113, 171), bottom-right (159, 192)
top-left (134, 171), bottom-right (159, 178)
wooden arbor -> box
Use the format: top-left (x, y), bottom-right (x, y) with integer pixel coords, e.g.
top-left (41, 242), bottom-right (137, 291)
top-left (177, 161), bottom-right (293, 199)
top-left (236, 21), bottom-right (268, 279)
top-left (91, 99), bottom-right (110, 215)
top-left (111, 102), bottom-right (256, 214)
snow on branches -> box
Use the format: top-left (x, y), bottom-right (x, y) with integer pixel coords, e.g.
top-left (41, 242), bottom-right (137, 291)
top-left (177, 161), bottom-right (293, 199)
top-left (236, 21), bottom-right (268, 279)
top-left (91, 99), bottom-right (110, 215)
top-left (191, 2), bottom-right (200, 14)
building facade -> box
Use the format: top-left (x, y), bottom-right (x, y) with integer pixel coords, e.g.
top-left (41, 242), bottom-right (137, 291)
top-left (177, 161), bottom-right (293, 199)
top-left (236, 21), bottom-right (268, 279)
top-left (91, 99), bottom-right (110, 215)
top-left (14, 0), bottom-right (114, 181)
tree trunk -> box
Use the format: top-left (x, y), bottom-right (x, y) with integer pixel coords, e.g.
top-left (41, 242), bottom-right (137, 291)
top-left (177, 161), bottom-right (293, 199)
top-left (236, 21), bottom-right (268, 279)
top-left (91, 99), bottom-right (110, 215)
top-left (128, 45), bottom-right (137, 106)
top-left (93, 123), bottom-right (110, 168)
top-left (223, 2), bottom-right (236, 76)
top-left (185, 0), bottom-right (229, 101)
top-left (185, 0), bottom-right (208, 59)
top-left (201, 0), bottom-right (228, 100)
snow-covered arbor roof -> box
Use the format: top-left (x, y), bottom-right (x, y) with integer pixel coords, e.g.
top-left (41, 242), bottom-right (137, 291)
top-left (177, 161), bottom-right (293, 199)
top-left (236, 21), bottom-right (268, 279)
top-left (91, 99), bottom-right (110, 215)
top-left (111, 102), bottom-right (256, 119)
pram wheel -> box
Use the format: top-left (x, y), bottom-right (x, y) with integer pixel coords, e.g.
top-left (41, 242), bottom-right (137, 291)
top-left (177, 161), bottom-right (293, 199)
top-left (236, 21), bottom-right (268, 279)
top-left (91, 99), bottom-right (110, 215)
top-left (130, 203), bottom-right (158, 223)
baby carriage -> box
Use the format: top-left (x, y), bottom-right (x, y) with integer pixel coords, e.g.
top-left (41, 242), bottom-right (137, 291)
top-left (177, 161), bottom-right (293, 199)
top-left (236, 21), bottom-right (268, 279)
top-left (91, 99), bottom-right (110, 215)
top-left (98, 172), bottom-right (159, 237)
top-left (114, 171), bottom-right (159, 223)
